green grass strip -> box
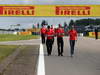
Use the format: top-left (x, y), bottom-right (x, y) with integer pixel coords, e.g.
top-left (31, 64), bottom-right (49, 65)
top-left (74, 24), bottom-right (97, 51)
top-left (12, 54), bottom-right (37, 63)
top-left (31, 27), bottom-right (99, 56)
top-left (0, 45), bottom-right (19, 62)
top-left (0, 34), bottom-right (40, 42)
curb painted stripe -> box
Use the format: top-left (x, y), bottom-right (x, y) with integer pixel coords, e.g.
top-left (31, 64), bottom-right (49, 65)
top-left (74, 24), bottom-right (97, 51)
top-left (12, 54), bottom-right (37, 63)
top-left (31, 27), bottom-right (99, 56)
top-left (37, 44), bottom-right (45, 75)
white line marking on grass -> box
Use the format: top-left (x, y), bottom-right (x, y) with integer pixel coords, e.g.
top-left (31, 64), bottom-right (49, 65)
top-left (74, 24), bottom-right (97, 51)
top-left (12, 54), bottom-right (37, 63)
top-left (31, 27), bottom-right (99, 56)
top-left (37, 44), bottom-right (45, 75)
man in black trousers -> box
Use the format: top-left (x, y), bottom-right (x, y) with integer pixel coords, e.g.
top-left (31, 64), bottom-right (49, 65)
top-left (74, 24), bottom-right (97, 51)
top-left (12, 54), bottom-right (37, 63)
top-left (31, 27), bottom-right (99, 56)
top-left (56, 24), bottom-right (64, 56)
top-left (68, 26), bottom-right (77, 57)
top-left (46, 26), bottom-right (55, 56)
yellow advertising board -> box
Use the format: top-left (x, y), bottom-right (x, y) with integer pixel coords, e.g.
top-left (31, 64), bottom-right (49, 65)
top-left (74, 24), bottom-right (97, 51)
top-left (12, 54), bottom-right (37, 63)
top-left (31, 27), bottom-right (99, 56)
top-left (18, 31), bottom-right (32, 35)
top-left (89, 32), bottom-right (100, 37)
top-left (0, 5), bottom-right (100, 16)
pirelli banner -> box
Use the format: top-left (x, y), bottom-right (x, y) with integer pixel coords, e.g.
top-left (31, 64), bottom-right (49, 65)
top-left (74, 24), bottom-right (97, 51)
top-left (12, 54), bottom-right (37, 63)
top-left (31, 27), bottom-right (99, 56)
top-left (0, 5), bottom-right (100, 16)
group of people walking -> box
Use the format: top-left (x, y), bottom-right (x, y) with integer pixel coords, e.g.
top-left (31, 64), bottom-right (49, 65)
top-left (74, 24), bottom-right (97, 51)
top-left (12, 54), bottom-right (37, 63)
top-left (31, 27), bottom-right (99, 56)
top-left (41, 24), bottom-right (77, 57)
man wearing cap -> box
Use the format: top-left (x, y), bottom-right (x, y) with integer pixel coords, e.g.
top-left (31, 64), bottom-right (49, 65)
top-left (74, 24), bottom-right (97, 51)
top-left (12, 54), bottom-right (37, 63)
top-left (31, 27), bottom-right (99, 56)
top-left (56, 24), bottom-right (64, 56)
top-left (68, 26), bottom-right (77, 57)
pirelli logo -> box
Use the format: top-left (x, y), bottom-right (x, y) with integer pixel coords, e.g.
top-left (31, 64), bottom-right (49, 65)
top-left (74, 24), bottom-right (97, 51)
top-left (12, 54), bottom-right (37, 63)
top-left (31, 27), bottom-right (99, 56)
top-left (0, 6), bottom-right (34, 16)
top-left (0, 5), bottom-right (99, 16)
top-left (56, 6), bottom-right (91, 16)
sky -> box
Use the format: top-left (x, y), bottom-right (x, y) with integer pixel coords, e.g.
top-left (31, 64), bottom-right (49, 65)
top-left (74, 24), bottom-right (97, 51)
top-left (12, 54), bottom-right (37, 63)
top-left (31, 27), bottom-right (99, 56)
top-left (0, 0), bottom-right (100, 5)
top-left (0, 17), bottom-right (100, 29)
top-left (0, 0), bottom-right (100, 29)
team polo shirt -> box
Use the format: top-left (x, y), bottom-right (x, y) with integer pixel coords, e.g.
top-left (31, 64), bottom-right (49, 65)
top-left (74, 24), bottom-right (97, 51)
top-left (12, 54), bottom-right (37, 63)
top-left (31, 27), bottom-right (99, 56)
top-left (56, 28), bottom-right (64, 37)
top-left (41, 27), bottom-right (47, 34)
top-left (46, 29), bottom-right (54, 39)
top-left (68, 29), bottom-right (77, 40)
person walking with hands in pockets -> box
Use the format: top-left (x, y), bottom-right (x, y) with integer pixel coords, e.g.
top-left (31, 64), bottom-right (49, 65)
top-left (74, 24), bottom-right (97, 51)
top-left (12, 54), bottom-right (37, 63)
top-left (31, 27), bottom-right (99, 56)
top-left (68, 25), bottom-right (77, 57)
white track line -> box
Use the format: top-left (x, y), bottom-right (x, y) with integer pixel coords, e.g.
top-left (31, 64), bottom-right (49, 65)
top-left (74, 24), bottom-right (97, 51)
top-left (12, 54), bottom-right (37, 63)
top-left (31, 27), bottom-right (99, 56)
top-left (37, 44), bottom-right (45, 75)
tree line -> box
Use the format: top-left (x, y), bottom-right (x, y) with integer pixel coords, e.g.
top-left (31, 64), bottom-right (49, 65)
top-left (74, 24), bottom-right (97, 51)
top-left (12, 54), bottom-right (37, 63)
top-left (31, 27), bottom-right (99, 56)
top-left (69, 18), bottom-right (100, 27)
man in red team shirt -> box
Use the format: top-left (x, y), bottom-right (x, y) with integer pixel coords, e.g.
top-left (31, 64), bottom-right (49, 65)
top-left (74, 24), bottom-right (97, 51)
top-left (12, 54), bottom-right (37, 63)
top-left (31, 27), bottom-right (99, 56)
top-left (68, 26), bottom-right (77, 57)
top-left (40, 25), bottom-right (46, 44)
top-left (56, 24), bottom-right (64, 56)
top-left (46, 26), bottom-right (55, 56)
top-left (50, 25), bottom-right (55, 44)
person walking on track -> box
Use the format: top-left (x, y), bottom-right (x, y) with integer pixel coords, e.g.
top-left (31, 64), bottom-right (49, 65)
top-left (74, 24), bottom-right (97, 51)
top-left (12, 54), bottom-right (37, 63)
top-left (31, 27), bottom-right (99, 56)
top-left (46, 26), bottom-right (55, 56)
top-left (40, 25), bottom-right (47, 44)
top-left (50, 25), bottom-right (55, 45)
top-left (56, 24), bottom-right (64, 56)
top-left (68, 26), bottom-right (77, 57)
top-left (95, 28), bottom-right (98, 40)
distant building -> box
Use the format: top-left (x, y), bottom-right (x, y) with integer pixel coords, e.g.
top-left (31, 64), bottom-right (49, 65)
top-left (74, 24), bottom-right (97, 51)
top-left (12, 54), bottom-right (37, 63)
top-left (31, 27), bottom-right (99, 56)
top-left (85, 25), bottom-right (100, 32)
top-left (0, 29), bottom-right (24, 35)
top-left (74, 25), bottom-right (85, 33)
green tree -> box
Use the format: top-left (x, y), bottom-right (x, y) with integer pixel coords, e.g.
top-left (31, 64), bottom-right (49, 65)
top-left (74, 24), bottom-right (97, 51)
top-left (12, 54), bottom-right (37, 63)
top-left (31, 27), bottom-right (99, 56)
top-left (95, 19), bottom-right (100, 25)
top-left (64, 22), bottom-right (67, 27)
top-left (41, 20), bottom-right (48, 27)
top-left (69, 20), bottom-right (75, 29)
top-left (37, 23), bottom-right (40, 28)
top-left (32, 24), bottom-right (35, 28)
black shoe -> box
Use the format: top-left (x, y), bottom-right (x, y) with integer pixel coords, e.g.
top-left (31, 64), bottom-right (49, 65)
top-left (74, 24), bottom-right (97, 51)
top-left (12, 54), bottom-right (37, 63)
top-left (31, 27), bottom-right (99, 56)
top-left (71, 54), bottom-right (73, 57)
top-left (48, 54), bottom-right (50, 56)
top-left (42, 42), bottom-right (44, 44)
top-left (48, 53), bottom-right (51, 56)
top-left (61, 54), bottom-right (63, 56)
top-left (58, 54), bottom-right (60, 56)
